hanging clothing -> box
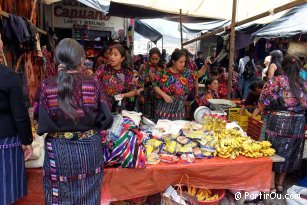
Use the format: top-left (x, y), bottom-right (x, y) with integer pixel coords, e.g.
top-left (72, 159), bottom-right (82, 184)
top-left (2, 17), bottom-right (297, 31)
top-left (42, 48), bottom-right (57, 77)
top-left (94, 64), bottom-right (136, 113)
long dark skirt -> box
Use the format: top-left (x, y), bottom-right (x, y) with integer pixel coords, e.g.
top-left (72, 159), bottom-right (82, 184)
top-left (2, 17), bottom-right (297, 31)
top-left (0, 136), bottom-right (27, 205)
top-left (43, 134), bottom-right (104, 205)
top-left (155, 97), bottom-right (185, 122)
top-left (141, 93), bottom-right (156, 121)
top-left (266, 113), bottom-right (305, 173)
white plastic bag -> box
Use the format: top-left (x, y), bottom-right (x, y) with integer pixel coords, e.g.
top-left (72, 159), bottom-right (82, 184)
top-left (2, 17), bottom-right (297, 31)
top-left (286, 185), bottom-right (307, 205)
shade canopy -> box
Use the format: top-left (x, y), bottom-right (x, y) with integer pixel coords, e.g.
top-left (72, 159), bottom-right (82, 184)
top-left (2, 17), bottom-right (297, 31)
top-left (253, 3), bottom-right (307, 38)
top-left (44, 0), bottom-right (295, 23)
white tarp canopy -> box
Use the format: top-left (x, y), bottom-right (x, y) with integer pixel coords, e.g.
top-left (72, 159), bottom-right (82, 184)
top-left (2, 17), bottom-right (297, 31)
top-left (109, 0), bottom-right (293, 23)
top-left (43, 0), bottom-right (294, 23)
top-left (43, 0), bottom-right (110, 14)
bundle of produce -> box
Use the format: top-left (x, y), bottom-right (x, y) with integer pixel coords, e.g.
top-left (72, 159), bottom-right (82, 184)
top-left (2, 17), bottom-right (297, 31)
top-left (214, 128), bottom-right (275, 159)
top-left (187, 187), bottom-right (224, 202)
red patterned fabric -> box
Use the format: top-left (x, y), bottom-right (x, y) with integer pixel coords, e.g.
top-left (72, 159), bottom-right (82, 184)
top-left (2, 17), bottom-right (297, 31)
top-left (94, 64), bottom-right (136, 111)
top-left (43, 48), bottom-right (57, 78)
top-left (33, 73), bottom-right (112, 135)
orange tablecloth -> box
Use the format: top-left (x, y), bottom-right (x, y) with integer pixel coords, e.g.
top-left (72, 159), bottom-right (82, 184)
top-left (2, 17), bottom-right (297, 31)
top-left (102, 156), bottom-right (272, 202)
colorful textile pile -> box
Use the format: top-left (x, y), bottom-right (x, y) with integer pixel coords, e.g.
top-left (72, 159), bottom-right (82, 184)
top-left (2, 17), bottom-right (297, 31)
top-left (104, 118), bottom-right (147, 168)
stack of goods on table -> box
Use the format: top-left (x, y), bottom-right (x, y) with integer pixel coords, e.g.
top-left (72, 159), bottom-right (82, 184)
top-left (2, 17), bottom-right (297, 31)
top-left (144, 114), bottom-right (275, 165)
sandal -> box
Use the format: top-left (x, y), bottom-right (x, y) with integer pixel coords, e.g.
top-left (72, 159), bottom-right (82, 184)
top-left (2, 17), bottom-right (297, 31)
top-left (270, 188), bottom-right (277, 193)
top-left (276, 184), bottom-right (284, 193)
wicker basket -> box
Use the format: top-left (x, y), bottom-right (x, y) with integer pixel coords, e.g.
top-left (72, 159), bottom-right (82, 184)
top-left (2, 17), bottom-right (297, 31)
top-left (161, 175), bottom-right (199, 205)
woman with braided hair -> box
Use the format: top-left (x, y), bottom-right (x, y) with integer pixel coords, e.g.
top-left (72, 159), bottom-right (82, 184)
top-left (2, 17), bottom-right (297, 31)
top-left (33, 38), bottom-right (113, 204)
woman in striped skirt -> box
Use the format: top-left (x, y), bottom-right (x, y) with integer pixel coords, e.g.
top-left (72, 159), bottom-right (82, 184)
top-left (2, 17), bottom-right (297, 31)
top-left (153, 50), bottom-right (210, 121)
top-left (0, 34), bottom-right (33, 205)
top-left (33, 38), bottom-right (113, 204)
top-left (258, 55), bottom-right (306, 193)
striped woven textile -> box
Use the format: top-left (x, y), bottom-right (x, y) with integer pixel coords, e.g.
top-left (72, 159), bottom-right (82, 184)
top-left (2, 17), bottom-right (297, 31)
top-left (43, 134), bottom-right (104, 205)
top-left (0, 136), bottom-right (27, 205)
top-left (266, 113), bottom-right (305, 172)
top-left (104, 124), bottom-right (147, 168)
top-left (155, 97), bottom-right (185, 122)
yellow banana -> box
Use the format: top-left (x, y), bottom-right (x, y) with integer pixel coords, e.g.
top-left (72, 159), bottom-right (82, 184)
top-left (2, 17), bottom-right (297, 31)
top-left (188, 186), bottom-right (192, 195)
top-left (191, 187), bottom-right (197, 196)
top-left (202, 189), bottom-right (209, 199)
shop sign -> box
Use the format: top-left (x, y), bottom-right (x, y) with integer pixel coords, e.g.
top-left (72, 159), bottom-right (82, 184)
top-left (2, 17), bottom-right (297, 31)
top-left (53, 0), bottom-right (120, 28)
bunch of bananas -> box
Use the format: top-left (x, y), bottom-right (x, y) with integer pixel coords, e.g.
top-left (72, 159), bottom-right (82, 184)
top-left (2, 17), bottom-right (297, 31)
top-left (262, 148), bottom-right (276, 156)
top-left (215, 128), bottom-right (276, 159)
top-left (240, 139), bottom-right (275, 158)
top-left (215, 135), bottom-right (243, 159)
top-left (188, 187), bottom-right (218, 201)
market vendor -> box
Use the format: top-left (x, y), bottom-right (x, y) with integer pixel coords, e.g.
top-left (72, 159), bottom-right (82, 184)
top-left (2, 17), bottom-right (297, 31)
top-left (94, 45), bottom-right (110, 70)
top-left (190, 77), bottom-right (219, 117)
top-left (153, 49), bottom-right (209, 121)
top-left (258, 55), bottom-right (306, 193)
top-left (138, 47), bottom-right (164, 120)
top-left (95, 45), bottom-right (143, 113)
top-left (181, 48), bottom-right (199, 101)
top-left (217, 67), bottom-right (228, 99)
top-left (239, 80), bottom-right (264, 115)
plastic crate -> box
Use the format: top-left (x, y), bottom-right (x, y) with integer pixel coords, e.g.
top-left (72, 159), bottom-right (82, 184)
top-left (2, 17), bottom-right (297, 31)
top-left (234, 110), bottom-right (252, 127)
top-left (241, 125), bottom-right (248, 132)
top-left (247, 117), bottom-right (263, 141)
top-left (227, 108), bottom-right (240, 121)
top-left (228, 108), bottom-right (261, 132)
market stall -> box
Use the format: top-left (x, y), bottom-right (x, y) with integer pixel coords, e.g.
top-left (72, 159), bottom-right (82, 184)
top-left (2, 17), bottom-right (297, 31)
top-left (102, 156), bottom-right (272, 202)
top-left (18, 156), bottom-right (273, 204)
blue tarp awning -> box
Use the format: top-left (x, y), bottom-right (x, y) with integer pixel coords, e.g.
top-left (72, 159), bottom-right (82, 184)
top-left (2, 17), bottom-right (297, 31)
top-left (134, 20), bottom-right (163, 44)
top-left (252, 3), bottom-right (307, 38)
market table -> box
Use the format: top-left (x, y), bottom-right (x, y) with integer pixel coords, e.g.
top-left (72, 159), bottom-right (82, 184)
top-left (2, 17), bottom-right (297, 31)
top-left (102, 156), bottom-right (273, 202)
top-left (15, 156), bottom-right (273, 204)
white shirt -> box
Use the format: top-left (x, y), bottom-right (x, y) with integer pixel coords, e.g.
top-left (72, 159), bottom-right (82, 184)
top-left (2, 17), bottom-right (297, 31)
top-left (262, 67), bottom-right (268, 80)
top-left (238, 56), bottom-right (256, 76)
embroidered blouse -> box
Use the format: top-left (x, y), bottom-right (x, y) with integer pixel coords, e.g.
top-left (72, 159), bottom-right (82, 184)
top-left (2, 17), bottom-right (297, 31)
top-left (185, 61), bottom-right (198, 72)
top-left (259, 75), bottom-right (306, 113)
top-left (139, 62), bottom-right (163, 96)
top-left (196, 89), bottom-right (219, 106)
top-left (94, 64), bottom-right (136, 111)
top-left (153, 67), bottom-right (198, 99)
top-left (33, 74), bottom-right (113, 135)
